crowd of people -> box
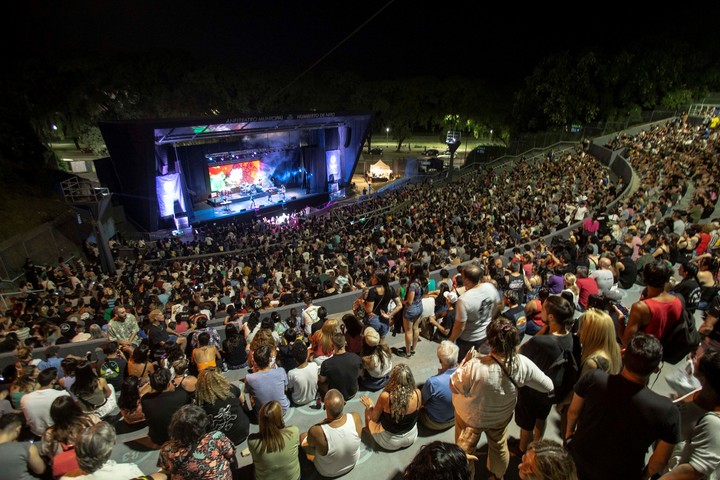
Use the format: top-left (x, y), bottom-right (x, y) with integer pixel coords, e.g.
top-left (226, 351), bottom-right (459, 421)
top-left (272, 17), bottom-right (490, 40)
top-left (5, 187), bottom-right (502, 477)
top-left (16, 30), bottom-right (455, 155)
top-left (0, 115), bottom-right (719, 479)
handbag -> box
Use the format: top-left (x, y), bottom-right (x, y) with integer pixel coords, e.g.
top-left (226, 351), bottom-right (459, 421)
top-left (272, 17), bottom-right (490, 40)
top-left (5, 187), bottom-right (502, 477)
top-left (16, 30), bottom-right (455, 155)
top-left (53, 443), bottom-right (79, 478)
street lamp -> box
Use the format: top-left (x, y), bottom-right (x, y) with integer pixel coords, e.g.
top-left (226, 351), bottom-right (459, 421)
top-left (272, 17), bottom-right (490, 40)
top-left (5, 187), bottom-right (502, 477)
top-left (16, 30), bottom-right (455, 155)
top-left (490, 129), bottom-right (493, 143)
top-left (385, 127), bottom-right (390, 146)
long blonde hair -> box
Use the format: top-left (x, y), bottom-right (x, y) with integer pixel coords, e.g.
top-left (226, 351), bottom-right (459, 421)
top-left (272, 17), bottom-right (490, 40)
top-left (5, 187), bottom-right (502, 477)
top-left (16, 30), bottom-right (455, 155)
top-left (564, 273), bottom-right (579, 297)
top-left (578, 308), bottom-right (622, 374)
top-left (195, 368), bottom-right (231, 405)
top-left (385, 364), bottom-right (416, 422)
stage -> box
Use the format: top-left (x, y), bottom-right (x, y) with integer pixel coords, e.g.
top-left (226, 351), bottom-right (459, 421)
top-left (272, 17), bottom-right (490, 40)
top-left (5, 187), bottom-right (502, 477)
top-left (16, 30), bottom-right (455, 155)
top-left (190, 187), bottom-right (328, 225)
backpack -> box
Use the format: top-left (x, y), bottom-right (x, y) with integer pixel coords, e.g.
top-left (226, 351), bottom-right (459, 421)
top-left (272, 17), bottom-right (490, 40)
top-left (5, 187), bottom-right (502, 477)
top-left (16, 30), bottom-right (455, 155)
top-left (546, 338), bottom-right (580, 404)
top-left (661, 295), bottom-right (701, 365)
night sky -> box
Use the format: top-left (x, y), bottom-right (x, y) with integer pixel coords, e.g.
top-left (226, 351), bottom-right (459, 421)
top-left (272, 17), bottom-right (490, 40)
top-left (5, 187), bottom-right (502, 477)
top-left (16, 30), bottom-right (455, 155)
top-left (9, 1), bottom-right (717, 84)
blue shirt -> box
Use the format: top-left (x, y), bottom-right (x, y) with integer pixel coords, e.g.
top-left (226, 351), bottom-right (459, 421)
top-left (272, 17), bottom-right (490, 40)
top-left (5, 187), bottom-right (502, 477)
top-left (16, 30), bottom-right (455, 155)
top-left (421, 367), bottom-right (457, 423)
top-left (37, 357), bottom-right (64, 378)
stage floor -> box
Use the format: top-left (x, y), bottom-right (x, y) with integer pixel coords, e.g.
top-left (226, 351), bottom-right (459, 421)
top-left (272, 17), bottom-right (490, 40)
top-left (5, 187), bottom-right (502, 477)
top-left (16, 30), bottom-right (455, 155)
top-left (191, 187), bottom-right (323, 224)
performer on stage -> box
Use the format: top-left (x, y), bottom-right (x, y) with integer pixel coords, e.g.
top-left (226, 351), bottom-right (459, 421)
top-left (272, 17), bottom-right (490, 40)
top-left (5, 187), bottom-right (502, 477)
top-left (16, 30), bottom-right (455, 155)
top-left (250, 193), bottom-right (256, 209)
top-left (280, 184), bottom-right (286, 201)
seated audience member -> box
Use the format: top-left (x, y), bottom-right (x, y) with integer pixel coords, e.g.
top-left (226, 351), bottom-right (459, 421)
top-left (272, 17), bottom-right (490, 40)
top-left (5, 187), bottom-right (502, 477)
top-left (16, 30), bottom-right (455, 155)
top-left (574, 267), bottom-right (598, 311)
top-left (244, 344), bottom-right (290, 416)
top-left (117, 376), bottom-right (146, 425)
top-left (310, 318), bottom-right (337, 365)
top-left (420, 341), bottom-right (458, 431)
top-left (341, 313), bottom-right (365, 355)
top-left (41, 396), bottom-right (100, 476)
top-left (565, 333), bottom-right (681, 480)
top-left (0, 413), bottom-right (46, 478)
top-left (287, 341), bottom-right (319, 407)
top-left (403, 441), bottom-right (473, 480)
top-left (141, 368), bottom-right (191, 448)
top-left (71, 361), bottom-right (117, 421)
top-left (21, 367), bottom-right (70, 438)
top-left (360, 363), bottom-right (421, 451)
top-left (659, 349), bottom-right (720, 478)
top-left (278, 329), bottom-right (303, 373)
top-left (170, 358), bottom-right (197, 395)
top-left (37, 345), bottom-right (64, 379)
top-left (158, 404), bottom-right (237, 480)
top-left (63, 421), bottom-right (144, 479)
top-left (97, 341), bottom-right (126, 393)
top-left (195, 368), bottom-right (249, 445)
top-left (222, 323), bottom-right (248, 369)
top-left (127, 343), bottom-right (155, 391)
top-left (426, 289), bottom-right (457, 341)
top-left (518, 439), bottom-right (578, 480)
top-left (248, 400), bottom-right (301, 480)
top-left (58, 357), bottom-right (79, 392)
top-left (301, 389), bottom-right (362, 478)
top-left (359, 326), bottom-right (393, 392)
top-left (192, 331), bottom-right (221, 372)
top-left (319, 333), bottom-right (362, 401)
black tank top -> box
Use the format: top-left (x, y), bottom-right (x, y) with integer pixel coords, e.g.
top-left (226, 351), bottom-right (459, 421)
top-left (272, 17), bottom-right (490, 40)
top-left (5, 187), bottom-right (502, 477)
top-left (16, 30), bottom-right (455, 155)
top-left (380, 391), bottom-right (419, 434)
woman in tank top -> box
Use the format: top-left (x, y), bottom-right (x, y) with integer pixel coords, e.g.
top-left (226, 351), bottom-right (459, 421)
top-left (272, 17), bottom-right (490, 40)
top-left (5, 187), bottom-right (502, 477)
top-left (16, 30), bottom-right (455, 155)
top-left (360, 364), bottom-right (421, 451)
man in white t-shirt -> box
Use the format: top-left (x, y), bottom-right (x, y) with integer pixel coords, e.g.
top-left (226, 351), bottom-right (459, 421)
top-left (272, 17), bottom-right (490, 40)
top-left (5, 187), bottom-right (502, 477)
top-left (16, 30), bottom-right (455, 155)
top-left (21, 368), bottom-right (70, 437)
top-left (449, 264), bottom-right (502, 360)
top-left (287, 341), bottom-right (319, 406)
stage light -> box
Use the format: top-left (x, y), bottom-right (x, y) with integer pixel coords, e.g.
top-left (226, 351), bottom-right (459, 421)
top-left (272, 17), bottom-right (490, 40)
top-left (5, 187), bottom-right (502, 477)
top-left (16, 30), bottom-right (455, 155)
top-left (51, 124), bottom-right (58, 131)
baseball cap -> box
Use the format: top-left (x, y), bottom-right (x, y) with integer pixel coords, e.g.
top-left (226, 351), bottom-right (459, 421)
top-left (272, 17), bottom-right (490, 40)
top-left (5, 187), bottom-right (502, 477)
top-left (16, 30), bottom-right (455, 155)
top-left (363, 327), bottom-right (380, 347)
top-left (444, 291), bottom-right (459, 304)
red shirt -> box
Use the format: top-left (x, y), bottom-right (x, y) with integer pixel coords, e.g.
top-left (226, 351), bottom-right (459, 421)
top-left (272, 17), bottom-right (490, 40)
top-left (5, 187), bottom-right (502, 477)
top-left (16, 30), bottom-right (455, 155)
top-left (644, 296), bottom-right (683, 340)
top-left (576, 277), bottom-right (599, 308)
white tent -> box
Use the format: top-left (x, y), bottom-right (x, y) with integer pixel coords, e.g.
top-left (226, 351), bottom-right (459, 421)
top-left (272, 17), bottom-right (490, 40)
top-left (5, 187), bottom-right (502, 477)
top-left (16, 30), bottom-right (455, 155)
top-left (369, 159), bottom-right (393, 180)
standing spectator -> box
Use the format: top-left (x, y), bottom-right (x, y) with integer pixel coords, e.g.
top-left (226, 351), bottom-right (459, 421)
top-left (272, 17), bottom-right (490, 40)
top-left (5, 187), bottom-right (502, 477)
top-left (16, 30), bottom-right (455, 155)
top-left (362, 270), bottom-right (402, 337)
top-left (318, 333), bottom-right (362, 401)
top-left (672, 262), bottom-right (702, 316)
top-left (0, 413), bottom-right (46, 479)
top-left (449, 263), bottom-right (502, 360)
top-left (420, 341), bottom-right (458, 431)
top-left (615, 244), bottom-right (638, 290)
top-left (659, 349), bottom-right (720, 478)
top-left (565, 333), bottom-right (681, 480)
top-left (360, 364), bottom-right (421, 451)
top-left (248, 400), bottom-right (301, 480)
top-left (287, 341), bottom-right (319, 407)
top-left (500, 289), bottom-right (527, 340)
top-left (157, 405), bottom-right (237, 480)
top-left (450, 318), bottom-right (553, 480)
top-left (300, 389), bottom-right (362, 478)
top-left (400, 262), bottom-right (426, 357)
top-left (195, 368), bottom-right (249, 445)
top-left (514, 296), bottom-right (580, 455)
top-left (621, 261), bottom-right (683, 347)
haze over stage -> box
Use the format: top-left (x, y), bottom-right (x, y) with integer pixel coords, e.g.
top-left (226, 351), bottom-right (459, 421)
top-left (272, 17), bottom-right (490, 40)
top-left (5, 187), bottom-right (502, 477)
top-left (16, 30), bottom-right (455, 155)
top-left (96, 112), bottom-right (372, 233)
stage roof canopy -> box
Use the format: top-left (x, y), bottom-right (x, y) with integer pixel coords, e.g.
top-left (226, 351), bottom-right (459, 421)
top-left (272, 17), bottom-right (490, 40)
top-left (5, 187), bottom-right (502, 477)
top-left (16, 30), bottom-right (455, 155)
top-left (143, 112), bottom-right (368, 145)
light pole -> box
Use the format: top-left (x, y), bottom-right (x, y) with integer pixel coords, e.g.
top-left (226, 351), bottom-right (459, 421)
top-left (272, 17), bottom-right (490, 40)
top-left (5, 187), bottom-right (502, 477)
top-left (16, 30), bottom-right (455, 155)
top-left (490, 129), bottom-right (493, 144)
top-left (385, 127), bottom-right (390, 147)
